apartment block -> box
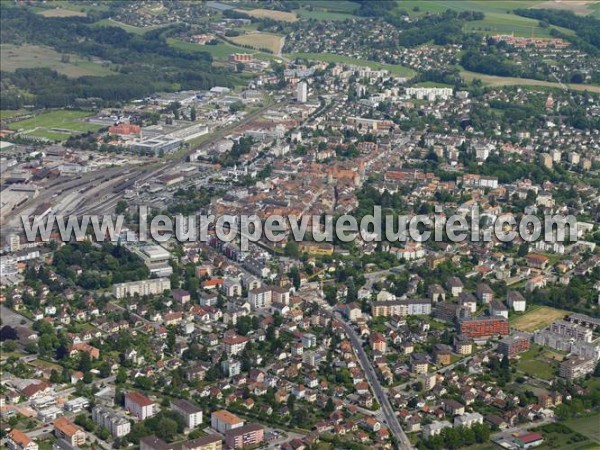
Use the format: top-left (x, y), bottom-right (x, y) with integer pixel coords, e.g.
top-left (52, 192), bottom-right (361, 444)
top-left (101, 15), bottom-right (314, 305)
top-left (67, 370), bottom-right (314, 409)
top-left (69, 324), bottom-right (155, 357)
top-left (125, 391), bottom-right (156, 420)
top-left (171, 399), bottom-right (203, 429)
top-left (113, 278), bottom-right (171, 299)
top-left (458, 317), bottom-right (510, 339)
top-left (92, 406), bottom-right (131, 438)
top-left (224, 423), bottom-right (265, 449)
top-left (211, 410), bottom-right (244, 434)
top-left (498, 333), bottom-right (530, 357)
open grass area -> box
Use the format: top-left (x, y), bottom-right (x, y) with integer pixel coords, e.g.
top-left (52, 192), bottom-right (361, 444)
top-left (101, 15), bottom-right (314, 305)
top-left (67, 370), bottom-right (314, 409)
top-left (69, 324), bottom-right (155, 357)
top-left (0, 109), bottom-right (29, 121)
top-left (461, 70), bottom-right (600, 93)
top-left (515, 345), bottom-right (562, 380)
top-left (565, 414), bottom-right (600, 443)
top-left (1, 44), bottom-right (115, 78)
top-left (296, 2), bottom-right (358, 21)
top-left (287, 52), bottom-right (416, 77)
top-left (237, 8), bottom-right (298, 22)
top-left (92, 18), bottom-right (167, 35)
top-left (396, 1), bottom-right (575, 37)
top-left (532, 1), bottom-right (600, 16)
top-left (37, 7), bottom-right (86, 17)
top-left (511, 306), bottom-right (568, 332)
top-left (533, 422), bottom-right (597, 450)
top-left (167, 38), bottom-right (242, 60)
top-left (303, 1), bottom-right (359, 14)
top-left (9, 110), bottom-right (102, 142)
top-left (230, 32), bottom-right (284, 54)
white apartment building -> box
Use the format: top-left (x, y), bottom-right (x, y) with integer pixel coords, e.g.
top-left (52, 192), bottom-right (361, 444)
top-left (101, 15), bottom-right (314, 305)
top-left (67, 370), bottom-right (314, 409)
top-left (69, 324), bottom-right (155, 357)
top-left (171, 399), bottom-right (203, 429)
top-left (92, 406), bottom-right (131, 438)
top-left (112, 278), bottom-right (171, 299)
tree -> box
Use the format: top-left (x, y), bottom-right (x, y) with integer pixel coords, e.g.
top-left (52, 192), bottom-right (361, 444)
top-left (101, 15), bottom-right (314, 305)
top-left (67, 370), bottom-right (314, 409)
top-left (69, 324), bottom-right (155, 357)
top-left (190, 107), bottom-right (197, 121)
top-left (50, 369), bottom-right (61, 384)
top-left (0, 325), bottom-right (18, 341)
top-left (99, 361), bottom-right (111, 378)
top-left (116, 367), bottom-right (127, 384)
top-left (83, 371), bottom-right (93, 384)
top-left (324, 397), bottom-right (335, 413)
top-left (78, 351), bottom-right (92, 372)
top-left (3, 340), bottom-right (17, 352)
top-left (115, 200), bottom-right (128, 215)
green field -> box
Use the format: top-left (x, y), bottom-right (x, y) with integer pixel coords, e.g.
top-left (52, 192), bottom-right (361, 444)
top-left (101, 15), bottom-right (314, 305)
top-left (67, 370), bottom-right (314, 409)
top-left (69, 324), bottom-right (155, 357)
top-left (92, 18), bottom-right (167, 35)
top-left (395, 1), bottom-right (576, 37)
top-left (287, 52), bottom-right (416, 77)
top-left (167, 38), bottom-right (242, 59)
top-left (296, 2), bottom-right (358, 21)
top-left (565, 414), bottom-right (600, 443)
top-left (1, 44), bottom-right (115, 78)
top-left (10, 110), bottom-right (102, 142)
top-left (461, 70), bottom-right (600, 93)
top-left (515, 345), bottom-right (562, 380)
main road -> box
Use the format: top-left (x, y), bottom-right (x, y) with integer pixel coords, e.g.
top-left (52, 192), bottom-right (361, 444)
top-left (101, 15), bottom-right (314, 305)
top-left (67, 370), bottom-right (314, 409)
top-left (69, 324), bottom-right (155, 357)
top-left (320, 306), bottom-right (413, 449)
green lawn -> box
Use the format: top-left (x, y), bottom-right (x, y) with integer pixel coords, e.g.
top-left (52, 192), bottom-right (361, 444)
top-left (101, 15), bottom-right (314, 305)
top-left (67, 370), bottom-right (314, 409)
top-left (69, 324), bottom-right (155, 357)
top-left (10, 110), bottom-right (102, 142)
top-left (167, 38), bottom-right (242, 60)
top-left (286, 52), bottom-right (416, 77)
top-left (565, 414), bottom-right (600, 443)
top-left (516, 345), bottom-right (560, 380)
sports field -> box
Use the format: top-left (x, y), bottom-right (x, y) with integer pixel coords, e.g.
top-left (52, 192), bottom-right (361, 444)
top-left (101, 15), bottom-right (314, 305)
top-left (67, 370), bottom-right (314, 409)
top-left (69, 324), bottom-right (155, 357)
top-left (230, 32), bottom-right (284, 54)
top-left (1, 44), bottom-right (114, 78)
top-left (511, 306), bottom-right (568, 332)
top-left (10, 110), bottom-right (102, 142)
top-left (287, 52), bottom-right (416, 77)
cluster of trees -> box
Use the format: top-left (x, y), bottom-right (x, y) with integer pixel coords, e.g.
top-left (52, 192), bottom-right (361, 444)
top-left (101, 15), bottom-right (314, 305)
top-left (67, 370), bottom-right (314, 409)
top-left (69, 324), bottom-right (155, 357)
top-left (0, 6), bottom-right (236, 109)
top-left (351, 0), bottom-right (396, 17)
top-left (420, 423), bottom-right (490, 450)
top-left (219, 136), bottom-right (254, 167)
top-left (52, 242), bottom-right (149, 289)
top-left (168, 186), bottom-right (214, 215)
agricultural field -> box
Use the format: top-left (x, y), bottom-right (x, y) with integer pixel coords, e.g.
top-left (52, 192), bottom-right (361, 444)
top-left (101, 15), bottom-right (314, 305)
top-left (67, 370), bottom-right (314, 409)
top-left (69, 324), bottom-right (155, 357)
top-left (237, 8), bottom-right (298, 22)
top-left (532, 1), bottom-right (600, 16)
top-left (288, 52), bottom-right (416, 77)
top-left (1, 44), bottom-right (114, 78)
top-left (565, 414), bottom-right (600, 443)
top-left (36, 7), bottom-right (86, 17)
top-left (9, 110), bottom-right (102, 142)
top-left (511, 306), bottom-right (568, 332)
top-left (460, 70), bottom-right (600, 93)
top-left (296, 1), bottom-right (359, 21)
top-left (395, 1), bottom-right (575, 37)
top-left (230, 32), bottom-right (285, 54)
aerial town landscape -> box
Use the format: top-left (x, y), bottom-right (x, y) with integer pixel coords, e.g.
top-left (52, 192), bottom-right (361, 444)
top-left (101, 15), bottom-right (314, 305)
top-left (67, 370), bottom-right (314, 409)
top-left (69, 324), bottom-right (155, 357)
top-left (0, 1), bottom-right (600, 450)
